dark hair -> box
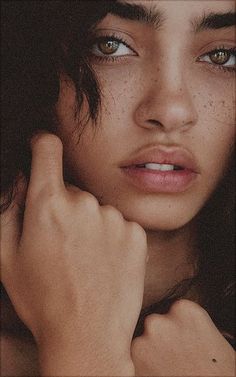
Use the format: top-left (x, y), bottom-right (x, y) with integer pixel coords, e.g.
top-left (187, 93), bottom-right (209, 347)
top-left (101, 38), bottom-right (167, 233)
top-left (1, 1), bottom-right (235, 340)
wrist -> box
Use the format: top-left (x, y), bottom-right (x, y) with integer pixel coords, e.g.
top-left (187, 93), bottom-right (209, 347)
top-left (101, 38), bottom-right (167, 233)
top-left (37, 331), bottom-right (135, 376)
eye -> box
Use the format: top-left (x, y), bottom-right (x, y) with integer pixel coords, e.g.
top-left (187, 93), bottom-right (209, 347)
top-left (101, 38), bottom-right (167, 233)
top-left (91, 36), bottom-right (136, 58)
top-left (198, 48), bottom-right (236, 68)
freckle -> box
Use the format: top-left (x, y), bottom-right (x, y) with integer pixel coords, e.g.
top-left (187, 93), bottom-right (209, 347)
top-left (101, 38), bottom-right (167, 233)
top-left (212, 358), bottom-right (217, 363)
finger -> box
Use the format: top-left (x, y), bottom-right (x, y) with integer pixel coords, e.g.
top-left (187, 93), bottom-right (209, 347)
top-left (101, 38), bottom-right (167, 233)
top-left (65, 182), bottom-right (83, 194)
top-left (29, 133), bottom-right (65, 194)
top-left (1, 174), bottom-right (28, 260)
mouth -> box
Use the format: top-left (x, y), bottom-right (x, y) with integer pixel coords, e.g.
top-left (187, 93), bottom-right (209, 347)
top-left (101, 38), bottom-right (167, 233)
top-left (132, 163), bottom-right (184, 171)
top-left (120, 146), bottom-right (199, 193)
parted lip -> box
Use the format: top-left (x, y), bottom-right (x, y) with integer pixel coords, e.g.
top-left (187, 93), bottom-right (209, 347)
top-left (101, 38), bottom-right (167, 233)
top-left (120, 145), bottom-right (199, 173)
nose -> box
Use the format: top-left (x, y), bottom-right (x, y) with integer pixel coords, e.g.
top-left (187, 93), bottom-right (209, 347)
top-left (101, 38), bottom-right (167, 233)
top-left (134, 72), bottom-right (198, 133)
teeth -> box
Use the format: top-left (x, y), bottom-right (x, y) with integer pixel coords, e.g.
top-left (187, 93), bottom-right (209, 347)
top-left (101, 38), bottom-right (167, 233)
top-left (144, 163), bottom-right (175, 171)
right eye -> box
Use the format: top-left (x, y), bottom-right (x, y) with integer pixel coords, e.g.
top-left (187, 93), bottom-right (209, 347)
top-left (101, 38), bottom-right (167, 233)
top-left (91, 36), bottom-right (136, 58)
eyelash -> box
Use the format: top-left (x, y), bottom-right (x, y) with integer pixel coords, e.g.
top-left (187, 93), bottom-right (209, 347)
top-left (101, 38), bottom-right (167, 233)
top-left (89, 35), bottom-right (236, 73)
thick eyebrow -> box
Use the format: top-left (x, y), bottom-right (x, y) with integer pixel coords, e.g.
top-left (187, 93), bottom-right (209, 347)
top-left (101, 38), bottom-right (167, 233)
top-left (193, 11), bottom-right (236, 32)
top-left (106, 0), bottom-right (164, 29)
top-left (99, 2), bottom-right (235, 34)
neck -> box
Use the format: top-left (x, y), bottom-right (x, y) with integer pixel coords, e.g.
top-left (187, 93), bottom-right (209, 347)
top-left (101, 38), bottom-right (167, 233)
top-left (143, 221), bottom-right (199, 309)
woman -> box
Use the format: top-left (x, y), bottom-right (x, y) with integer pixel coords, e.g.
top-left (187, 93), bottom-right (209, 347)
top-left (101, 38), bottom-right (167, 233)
top-left (1, 0), bottom-right (235, 375)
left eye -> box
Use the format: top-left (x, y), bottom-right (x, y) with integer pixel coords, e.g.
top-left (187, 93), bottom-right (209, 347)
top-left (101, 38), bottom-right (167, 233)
top-left (199, 49), bottom-right (236, 67)
top-left (91, 38), bottom-right (135, 57)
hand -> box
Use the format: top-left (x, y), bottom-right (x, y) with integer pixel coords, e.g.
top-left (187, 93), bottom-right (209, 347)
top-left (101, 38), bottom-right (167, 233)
top-left (1, 133), bottom-right (148, 376)
top-left (131, 299), bottom-right (235, 376)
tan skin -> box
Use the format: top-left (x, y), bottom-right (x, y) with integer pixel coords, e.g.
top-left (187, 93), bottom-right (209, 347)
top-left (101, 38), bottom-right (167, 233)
top-left (1, 0), bottom-right (235, 376)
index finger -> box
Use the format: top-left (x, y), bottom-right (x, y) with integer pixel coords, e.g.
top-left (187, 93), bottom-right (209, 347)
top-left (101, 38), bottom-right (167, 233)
top-left (28, 133), bottom-right (65, 194)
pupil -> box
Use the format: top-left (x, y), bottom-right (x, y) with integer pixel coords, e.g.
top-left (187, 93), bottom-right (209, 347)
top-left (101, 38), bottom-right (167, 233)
top-left (211, 51), bottom-right (229, 65)
top-left (99, 40), bottom-right (119, 55)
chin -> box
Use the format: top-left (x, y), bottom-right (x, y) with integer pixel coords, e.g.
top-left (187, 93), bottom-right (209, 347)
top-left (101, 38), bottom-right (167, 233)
top-left (126, 213), bottom-right (193, 232)
top-left (112, 200), bottom-right (198, 232)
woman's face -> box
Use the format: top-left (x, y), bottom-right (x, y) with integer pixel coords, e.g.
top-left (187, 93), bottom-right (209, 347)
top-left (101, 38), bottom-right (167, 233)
top-left (56, 0), bottom-right (235, 231)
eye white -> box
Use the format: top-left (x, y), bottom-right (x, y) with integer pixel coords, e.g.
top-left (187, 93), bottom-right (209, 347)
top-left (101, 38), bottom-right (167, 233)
top-left (92, 41), bottom-right (134, 57)
top-left (199, 52), bottom-right (235, 67)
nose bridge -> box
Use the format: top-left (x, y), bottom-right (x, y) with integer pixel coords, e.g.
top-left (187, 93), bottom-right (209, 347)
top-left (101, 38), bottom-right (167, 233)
top-left (135, 47), bottom-right (198, 132)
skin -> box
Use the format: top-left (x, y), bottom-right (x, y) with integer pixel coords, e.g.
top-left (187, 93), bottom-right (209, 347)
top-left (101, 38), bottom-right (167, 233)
top-left (56, 0), bottom-right (235, 305)
top-left (1, 0), bottom-right (235, 376)
top-left (57, 0), bottom-right (235, 230)
top-left (1, 135), bottom-right (147, 376)
top-left (131, 300), bottom-right (235, 376)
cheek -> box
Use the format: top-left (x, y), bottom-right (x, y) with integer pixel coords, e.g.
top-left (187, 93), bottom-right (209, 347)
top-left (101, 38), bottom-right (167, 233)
top-left (193, 71), bottom-right (235, 126)
top-left (182, 74), bottom-right (235, 195)
top-left (195, 115), bottom-right (234, 192)
top-left (94, 64), bottom-right (144, 122)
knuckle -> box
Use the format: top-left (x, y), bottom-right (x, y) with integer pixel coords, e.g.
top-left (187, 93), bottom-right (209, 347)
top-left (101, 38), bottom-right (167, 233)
top-left (78, 192), bottom-right (99, 210)
top-left (169, 299), bottom-right (209, 319)
top-left (131, 336), bottom-right (146, 355)
top-left (27, 188), bottom-right (63, 217)
top-left (169, 299), bottom-right (191, 314)
top-left (102, 205), bottom-right (124, 220)
top-left (130, 221), bottom-right (146, 237)
top-left (129, 222), bottom-right (147, 247)
top-left (143, 314), bottom-right (161, 334)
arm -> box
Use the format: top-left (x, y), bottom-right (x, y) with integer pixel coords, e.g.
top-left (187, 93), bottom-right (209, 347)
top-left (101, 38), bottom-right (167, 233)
top-left (1, 133), bottom-right (147, 376)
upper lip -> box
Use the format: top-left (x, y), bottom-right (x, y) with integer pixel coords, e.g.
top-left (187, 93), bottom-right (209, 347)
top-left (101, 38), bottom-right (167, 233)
top-left (121, 145), bottom-right (199, 173)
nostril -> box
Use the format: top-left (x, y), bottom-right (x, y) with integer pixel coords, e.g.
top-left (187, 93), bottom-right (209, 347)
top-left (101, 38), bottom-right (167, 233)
top-left (148, 119), bottom-right (163, 127)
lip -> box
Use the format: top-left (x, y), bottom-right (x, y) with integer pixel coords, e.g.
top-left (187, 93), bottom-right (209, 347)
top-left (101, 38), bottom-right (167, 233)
top-left (120, 146), bottom-right (200, 193)
top-left (121, 146), bottom-right (199, 172)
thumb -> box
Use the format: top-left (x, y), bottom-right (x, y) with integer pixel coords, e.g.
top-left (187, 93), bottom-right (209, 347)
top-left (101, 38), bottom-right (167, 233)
top-left (1, 174), bottom-right (28, 264)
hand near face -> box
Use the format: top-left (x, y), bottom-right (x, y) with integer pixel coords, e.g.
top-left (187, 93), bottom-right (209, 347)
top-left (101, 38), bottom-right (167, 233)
top-left (1, 133), bottom-right (147, 376)
top-left (131, 299), bottom-right (235, 376)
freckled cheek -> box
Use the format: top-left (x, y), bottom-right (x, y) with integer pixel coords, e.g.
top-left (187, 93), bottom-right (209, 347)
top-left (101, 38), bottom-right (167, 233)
top-left (95, 67), bottom-right (143, 121)
top-left (189, 80), bottom-right (234, 180)
top-left (193, 78), bottom-right (235, 125)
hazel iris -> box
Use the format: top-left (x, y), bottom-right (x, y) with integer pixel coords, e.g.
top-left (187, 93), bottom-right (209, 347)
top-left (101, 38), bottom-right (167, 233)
top-left (98, 40), bottom-right (119, 55)
top-left (210, 50), bottom-right (230, 65)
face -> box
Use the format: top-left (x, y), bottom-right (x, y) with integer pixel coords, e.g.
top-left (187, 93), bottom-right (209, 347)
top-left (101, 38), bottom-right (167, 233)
top-left (56, 0), bottom-right (235, 231)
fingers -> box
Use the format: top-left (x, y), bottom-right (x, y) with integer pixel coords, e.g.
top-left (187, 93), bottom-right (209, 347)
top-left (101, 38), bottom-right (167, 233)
top-left (28, 133), bottom-right (65, 195)
top-left (1, 174), bottom-right (28, 261)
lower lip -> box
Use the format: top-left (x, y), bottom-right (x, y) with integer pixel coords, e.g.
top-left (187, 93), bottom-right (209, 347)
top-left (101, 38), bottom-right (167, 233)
top-left (122, 167), bottom-right (198, 193)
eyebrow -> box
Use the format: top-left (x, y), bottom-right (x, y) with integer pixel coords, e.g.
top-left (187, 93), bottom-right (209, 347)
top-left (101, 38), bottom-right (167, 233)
top-left (193, 11), bottom-right (236, 32)
top-left (106, 1), bottom-right (164, 29)
top-left (103, 1), bottom-right (235, 34)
